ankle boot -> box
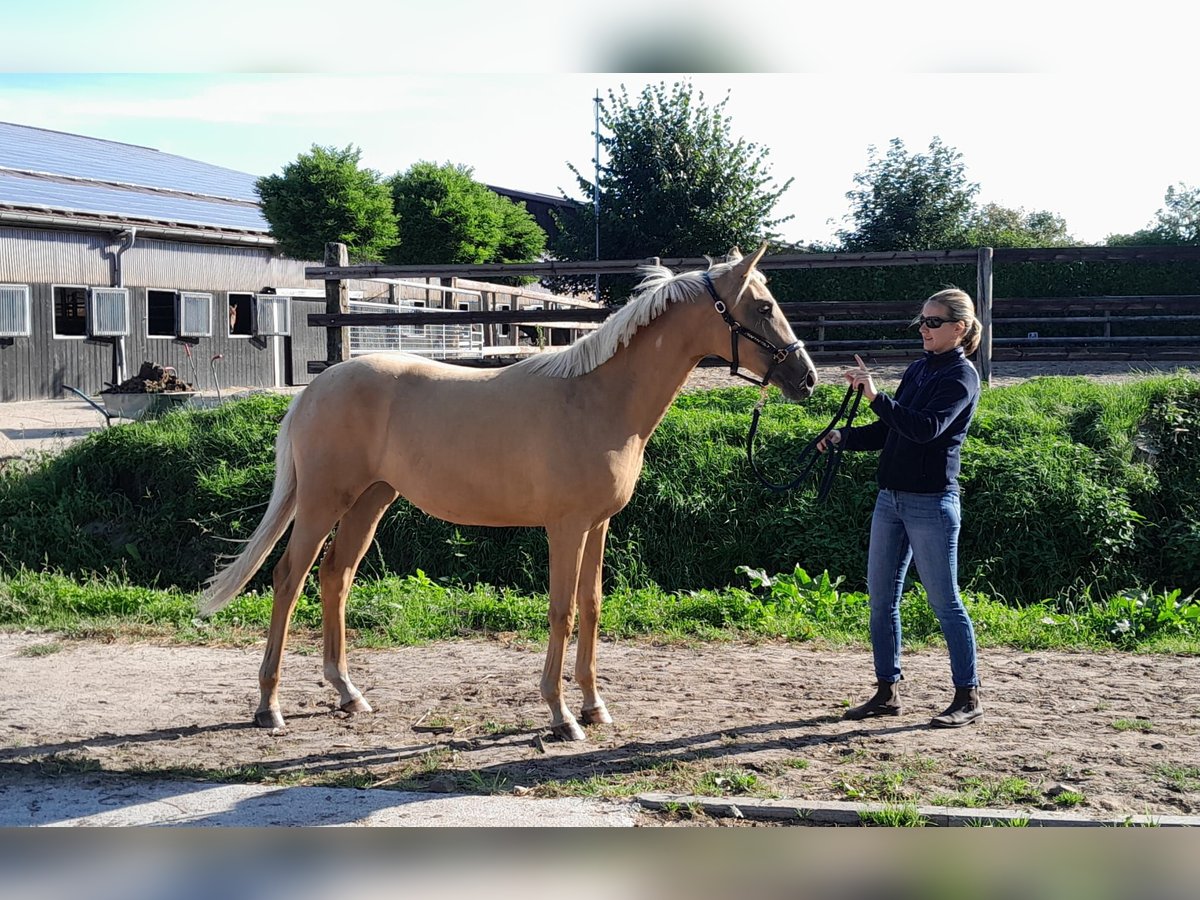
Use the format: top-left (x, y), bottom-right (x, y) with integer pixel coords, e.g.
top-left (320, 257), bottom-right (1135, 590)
top-left (930, 686), bottom-right (983, 728)
top-left (843, 679), bottom-right (901, 720)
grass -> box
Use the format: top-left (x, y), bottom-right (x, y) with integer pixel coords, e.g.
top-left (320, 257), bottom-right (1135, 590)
top-left (1111, 718), bottom-right (1155, 733)
top-left (16, 642), bottom-right (62, 657)
top-left (965, 816), bottom-right (1030, 827)
top-left (1053, 790), bottom-right (1087, 808)
top-left (2, 565), bottom-right (1197, 655)
top-left (1154, 764), bottom-right (1200, 792)
top-left (2, 376), bottom-right (1198, 606)
top-left (858, 804), bottom-right (929, 827)
top-left (834, 756), bottom-right (941, 803)
top-left (696, 768), bottom-right (767, 797)
top-left (932, 776), bottom-right (1041, 809)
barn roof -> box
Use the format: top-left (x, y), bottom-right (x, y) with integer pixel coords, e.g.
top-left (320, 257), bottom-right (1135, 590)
top-left (0, 122), bottom-right (567, 246)
top-left (0, 121), bottom-right (270, 236)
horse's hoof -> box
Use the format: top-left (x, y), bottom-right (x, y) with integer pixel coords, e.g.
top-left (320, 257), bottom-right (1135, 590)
top-left (255, 708), bottom-right (285, 729)
top-left (340, 696), bottom-right (372, 715)
top-left (580, 703), bottom-right (612, 725)
top-left (550, 720), bottom-right (588, 742)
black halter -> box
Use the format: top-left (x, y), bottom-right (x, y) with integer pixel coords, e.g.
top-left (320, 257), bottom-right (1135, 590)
top-left (701, 270), bottom-right (860, 502)
top-left (701, 272), bottom-right (805, 387)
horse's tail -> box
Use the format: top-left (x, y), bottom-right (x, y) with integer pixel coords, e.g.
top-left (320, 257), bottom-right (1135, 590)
top-left (197, 398), bottom-right (300, 618)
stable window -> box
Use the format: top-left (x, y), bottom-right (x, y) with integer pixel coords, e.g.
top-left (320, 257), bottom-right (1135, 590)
top-left (178, 292), bottom-right (213, 337)
top-left (147, 289), bottom-right (177, 337)
top-left (254, 293), bottom-right (291, 336)
top-left (149, 289), bottom-right (213, 338)
top-left (0, 284), bottom-right (31, 337)
top-left (229, 292), bottom-right (253, 337)
top-left (52, 285), bottom-right (89, 338)
top-left (88, 288), bottom-right (130, 337)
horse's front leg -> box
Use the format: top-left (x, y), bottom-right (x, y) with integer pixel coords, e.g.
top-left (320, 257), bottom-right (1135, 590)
top-left (542, 523), bottom-right (587, 741)
top-left (575, 519), bottom-right (612, 726)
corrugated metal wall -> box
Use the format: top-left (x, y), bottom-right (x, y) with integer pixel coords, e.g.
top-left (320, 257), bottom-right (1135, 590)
top-left (0, 225), bottom-right (389, 401)
top-left (0, 228), bottom-right (112, 285)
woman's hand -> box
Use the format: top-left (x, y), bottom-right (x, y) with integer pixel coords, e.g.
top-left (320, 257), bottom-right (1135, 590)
top-left (843, 353), bottom-right (877, 401)
top-left (817, 429), bottom-right (842, 453)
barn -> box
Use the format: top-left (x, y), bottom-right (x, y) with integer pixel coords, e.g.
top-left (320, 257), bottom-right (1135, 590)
top-left (0, 121), bottom-right (395, 401)
top-left (0, 122), bottom-right (579, 403)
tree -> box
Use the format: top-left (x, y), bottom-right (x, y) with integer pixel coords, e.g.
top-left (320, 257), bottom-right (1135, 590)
top-left (255, 145), bottom-right (397, 262)
top-left (837, 137), bottom-right (978, 251)
top-left (1107, 183), bottom-right (1200, 246)
top-left (387, 161), bottom-right (546, 267)
top-left (551, 81), bottom-right (793, 301)
top-left (965, 203), bottom-right (1074, 248)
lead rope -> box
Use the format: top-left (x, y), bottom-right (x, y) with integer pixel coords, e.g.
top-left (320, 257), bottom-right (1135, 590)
top-left (746, 383), bottom-right (865, 501)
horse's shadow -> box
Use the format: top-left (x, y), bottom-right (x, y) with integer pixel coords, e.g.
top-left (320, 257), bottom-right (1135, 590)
top-left (0, 712), bottom-right (929, 788)
top-left (456, 715), bottom-right (931, 787)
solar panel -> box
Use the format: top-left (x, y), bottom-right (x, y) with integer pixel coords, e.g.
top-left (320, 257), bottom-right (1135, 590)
top-left (0, 122), bottom-right (268, 232)
top-left (0, 122), bottom-right (259, 199)
top-left (0, 171), bottom-right (269, 230)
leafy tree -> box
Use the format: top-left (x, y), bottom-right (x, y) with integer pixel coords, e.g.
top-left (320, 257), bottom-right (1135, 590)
top-left (388, 161), bottom-right (546, 268)
top-left (1154, 183), bottom-right (1200, 243)
top-left (255, 144), bottom-right (398, 262)
top-left (551, 81), bottom-right (793, 301)
top-left (965, 203), bottom-right (1075, 248)
top-left (837, 137), bottom-right (978, 251)
top-left (496, 195), bottom-right (550, 264)
top-left (1107, 183), bottom-right (1200, 246)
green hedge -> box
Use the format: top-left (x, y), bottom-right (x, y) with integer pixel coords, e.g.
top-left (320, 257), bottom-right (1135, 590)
top-left (769, 260), bottom-right (1200, 303)
top-left (1, 377), bottom-right (1197, 602)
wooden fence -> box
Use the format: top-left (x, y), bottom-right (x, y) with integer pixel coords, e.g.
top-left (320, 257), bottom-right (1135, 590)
top-left (306, 245), bottom-right (1200, 385)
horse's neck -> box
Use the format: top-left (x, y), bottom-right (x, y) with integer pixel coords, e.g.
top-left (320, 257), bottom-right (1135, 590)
top-left (586, 301), bottom-right (707, 439)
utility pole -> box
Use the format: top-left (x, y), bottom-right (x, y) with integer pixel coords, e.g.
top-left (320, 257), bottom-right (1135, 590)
top-left (593, 90), bottom-right (601, 302)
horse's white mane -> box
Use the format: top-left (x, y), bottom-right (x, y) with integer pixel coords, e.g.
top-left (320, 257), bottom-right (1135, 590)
top-left (518, 255), bottom-right (763, 379)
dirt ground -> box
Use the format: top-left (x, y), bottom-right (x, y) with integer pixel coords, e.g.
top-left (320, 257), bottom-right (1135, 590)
top-left (1, 630), bottom-right (1197, 820)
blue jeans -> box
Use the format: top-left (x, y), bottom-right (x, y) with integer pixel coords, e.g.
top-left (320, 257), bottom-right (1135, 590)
top-left (867, 489), bottom-right (979, 687)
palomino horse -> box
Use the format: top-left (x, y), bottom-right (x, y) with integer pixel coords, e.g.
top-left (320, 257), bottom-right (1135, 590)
top-left (199, 243), bottom-right (817, 740)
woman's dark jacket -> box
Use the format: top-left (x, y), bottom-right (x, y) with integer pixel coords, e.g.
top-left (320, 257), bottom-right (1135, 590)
top-left (841, 347), bottom-right (981, 493)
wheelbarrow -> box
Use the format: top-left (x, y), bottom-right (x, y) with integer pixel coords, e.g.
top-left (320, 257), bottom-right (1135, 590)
top-left (61, 384), bottom-right (119, 427)
top-left (62, 385), bottom-right (197, 426)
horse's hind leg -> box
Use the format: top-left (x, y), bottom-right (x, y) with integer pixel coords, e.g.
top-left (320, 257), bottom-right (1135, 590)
top-left (575, 519), bottom-right (613, 726)
top-left (542, 522), bottom-right (588, 741)
top-left (319, 481), bottom-right (398, 715)
top-left (256, 504), bottom-right (345, 729)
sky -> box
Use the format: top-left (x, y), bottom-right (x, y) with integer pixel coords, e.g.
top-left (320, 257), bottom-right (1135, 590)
top-left (0, 2), bottom-right (1193, 248)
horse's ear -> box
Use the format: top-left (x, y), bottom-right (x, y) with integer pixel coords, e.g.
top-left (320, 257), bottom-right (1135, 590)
top-left (726, 246), bottom-right (743, 262)
top-left (728, 241), bottom-right (769, 282)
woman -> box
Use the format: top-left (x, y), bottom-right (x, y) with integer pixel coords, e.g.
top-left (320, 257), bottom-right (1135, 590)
top-left (818, 288), bottom-right (984, 728)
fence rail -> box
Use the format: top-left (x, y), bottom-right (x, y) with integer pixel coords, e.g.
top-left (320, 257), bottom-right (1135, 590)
top-left (305, 244), bottom-right (1200, 381)
top-left (308, 297), bottom-right (1200, 372)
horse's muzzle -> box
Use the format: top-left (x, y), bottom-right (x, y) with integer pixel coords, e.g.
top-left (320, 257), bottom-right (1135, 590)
top-left (774, 359), bottom-right (818, 402)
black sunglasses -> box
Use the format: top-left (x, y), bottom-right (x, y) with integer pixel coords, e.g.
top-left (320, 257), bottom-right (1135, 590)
top-left (913, 315), bottom-right (955, 330)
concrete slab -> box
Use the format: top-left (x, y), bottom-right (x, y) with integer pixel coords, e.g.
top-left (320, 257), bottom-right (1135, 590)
top-left (638, 792), bottom-right (1198, 827)
top-left (0, 773), bottom-right (639, 827)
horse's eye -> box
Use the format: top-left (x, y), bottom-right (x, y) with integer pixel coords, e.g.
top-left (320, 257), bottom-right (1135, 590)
top-left (757, 303), bottom-right (773, 316)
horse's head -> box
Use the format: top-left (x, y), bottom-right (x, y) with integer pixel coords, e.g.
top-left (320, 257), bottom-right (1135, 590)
top-left (707, 243), bottom-right (818, 402)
